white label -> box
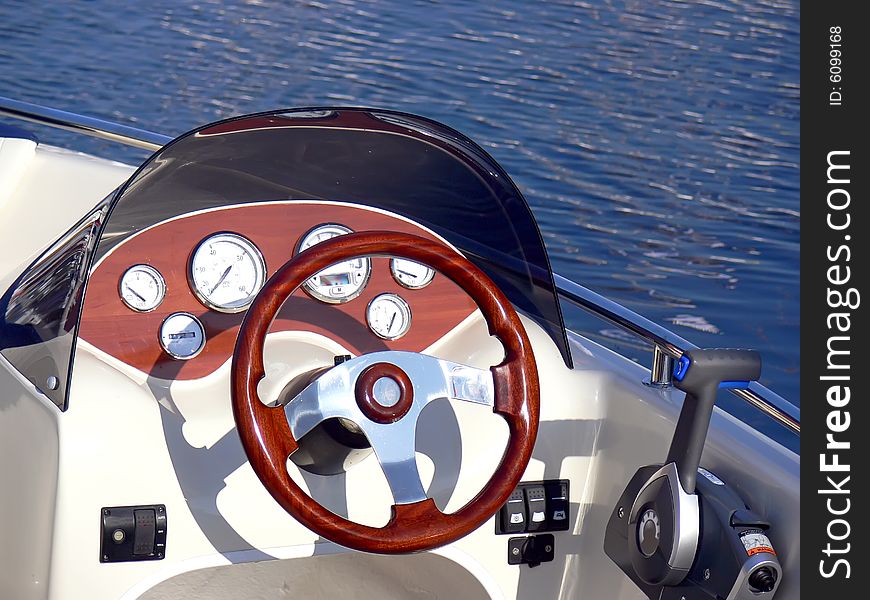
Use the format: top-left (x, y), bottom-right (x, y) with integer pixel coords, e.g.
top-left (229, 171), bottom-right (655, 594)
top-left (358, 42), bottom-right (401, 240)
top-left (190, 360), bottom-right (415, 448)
top-left (553, 510), bottom-right (566, 520)
top-left (698, 467), bottom-right (725, 486)
top-left (531, 511), bottom-right (546, 523)
top-left (739, 529), bottom-right (776, 556)
top-left (509, 513), bottom-right (524, 524)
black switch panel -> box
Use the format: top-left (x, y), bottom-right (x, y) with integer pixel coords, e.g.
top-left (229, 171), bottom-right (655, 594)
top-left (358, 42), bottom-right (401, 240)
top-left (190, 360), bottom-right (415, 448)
top-left (500, 488), bottom-right (527, 533)
top-left (496, 480), bottom-right (569, 534)
top-left (100, 504), bottom-right (167, 563)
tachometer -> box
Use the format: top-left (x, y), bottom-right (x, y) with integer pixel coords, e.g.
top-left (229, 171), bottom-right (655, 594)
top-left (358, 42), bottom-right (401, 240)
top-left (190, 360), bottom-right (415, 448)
top-left (189, 233), bottom-right (266, 313)
top-left (297, 224), bottom-right (370, 303)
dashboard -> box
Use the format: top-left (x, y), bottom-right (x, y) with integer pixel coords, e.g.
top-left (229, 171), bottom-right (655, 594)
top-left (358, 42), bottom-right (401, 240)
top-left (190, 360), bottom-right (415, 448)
top-left (78, 201), bottom-right (477, 380)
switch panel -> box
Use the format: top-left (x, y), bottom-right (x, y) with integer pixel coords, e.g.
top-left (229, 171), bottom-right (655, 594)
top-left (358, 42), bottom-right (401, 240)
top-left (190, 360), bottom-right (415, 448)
top-left (100, 504), bottom-right (167, 563)
top-left (496, 480), bottom-right (570, 535)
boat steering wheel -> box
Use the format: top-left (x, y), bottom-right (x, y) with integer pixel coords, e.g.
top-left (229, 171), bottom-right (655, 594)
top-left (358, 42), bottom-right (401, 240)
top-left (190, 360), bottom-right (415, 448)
top-left (231, 231), bottom-right (539, 553)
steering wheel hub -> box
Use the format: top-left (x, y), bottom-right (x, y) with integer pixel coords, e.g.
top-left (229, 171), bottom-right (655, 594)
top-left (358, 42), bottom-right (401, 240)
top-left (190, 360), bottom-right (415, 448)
top-left (355, 362), bottom-right (414, 424)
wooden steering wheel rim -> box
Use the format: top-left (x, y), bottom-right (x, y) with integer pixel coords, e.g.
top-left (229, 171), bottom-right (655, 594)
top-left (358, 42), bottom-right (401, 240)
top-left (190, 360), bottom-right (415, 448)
top-left (231, 231), bottom-right (539, 554)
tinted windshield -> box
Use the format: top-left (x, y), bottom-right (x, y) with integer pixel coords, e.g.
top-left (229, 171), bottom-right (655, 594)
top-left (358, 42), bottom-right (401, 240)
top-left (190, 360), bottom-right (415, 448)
top-left (99, 108), bottom-right (571, 362)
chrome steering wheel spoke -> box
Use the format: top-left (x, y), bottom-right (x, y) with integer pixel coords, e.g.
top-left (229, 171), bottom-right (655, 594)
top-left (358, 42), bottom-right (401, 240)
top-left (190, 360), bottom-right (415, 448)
top-left (281, 351), bottom-right (494, 504)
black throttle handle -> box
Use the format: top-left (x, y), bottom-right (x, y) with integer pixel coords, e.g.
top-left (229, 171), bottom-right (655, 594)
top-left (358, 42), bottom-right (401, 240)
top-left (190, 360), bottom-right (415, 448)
top-left (666, 349), bottom-right (761, 493)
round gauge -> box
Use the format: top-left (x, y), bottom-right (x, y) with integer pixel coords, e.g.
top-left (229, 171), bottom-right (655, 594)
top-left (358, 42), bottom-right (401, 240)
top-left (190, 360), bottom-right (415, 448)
top-left (119, 264), bottom-right (166, 312)
top-left (189, 233), bottom-right (266, 313)
top-left (366, 293), bottom-right (412, 340)
top-left (297, 224), bottom-right (371, 303)
top-left (390, 258), bottom-right (435, 289)
top-left (159, 312), bottom-right (206, 360)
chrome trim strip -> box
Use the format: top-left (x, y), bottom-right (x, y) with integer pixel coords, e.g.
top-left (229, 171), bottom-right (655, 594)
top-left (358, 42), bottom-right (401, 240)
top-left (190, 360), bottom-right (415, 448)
top-left (0, 95), bottom-right (171, 151)
top-left (553, 274), bottom-right (800, 434)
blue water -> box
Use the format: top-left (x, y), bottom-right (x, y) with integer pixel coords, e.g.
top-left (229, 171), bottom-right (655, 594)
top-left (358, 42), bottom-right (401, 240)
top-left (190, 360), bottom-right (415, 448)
top-left (0, 1), bottom-right (799, 405)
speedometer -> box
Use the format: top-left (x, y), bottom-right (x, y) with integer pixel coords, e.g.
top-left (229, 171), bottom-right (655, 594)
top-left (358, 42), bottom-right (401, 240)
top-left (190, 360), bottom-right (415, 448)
top-left (189, 232), bottom-right (266, 313)
top-left (297, 224), bottom-right (371, 303)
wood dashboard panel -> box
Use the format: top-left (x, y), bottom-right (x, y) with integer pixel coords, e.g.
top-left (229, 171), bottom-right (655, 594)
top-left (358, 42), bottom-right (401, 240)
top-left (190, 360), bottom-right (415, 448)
top-left (78, 202), bottom-right (477, 380)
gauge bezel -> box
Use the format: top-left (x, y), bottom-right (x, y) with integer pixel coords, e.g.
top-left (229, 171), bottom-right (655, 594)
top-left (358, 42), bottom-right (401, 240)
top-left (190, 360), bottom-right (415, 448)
top-left (366, 293), bottom-right (412, 341)
top-left (158, 312), bottom-right (206, 360)
top-left (118, 264), bottom-right (166, 312)
top-left (188, 232), bottom-right (267, 313)
top-left (296, 223), bottom-right (371, 304)
top-left (390, 258), bottom-right (436, 290)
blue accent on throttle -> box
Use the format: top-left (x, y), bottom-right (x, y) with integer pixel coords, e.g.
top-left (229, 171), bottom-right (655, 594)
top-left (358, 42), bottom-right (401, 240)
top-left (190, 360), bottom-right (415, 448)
top-left (673, 355), bottom-right (691, 381)
top-left (718, 381), bottom-right (751, 389)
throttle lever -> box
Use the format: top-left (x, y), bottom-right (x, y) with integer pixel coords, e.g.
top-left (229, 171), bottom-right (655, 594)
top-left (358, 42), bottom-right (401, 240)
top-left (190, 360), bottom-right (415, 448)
top-left (668, 349), bottom-right (761, 494)
top-left (603, 348), bottom-right (776, 595)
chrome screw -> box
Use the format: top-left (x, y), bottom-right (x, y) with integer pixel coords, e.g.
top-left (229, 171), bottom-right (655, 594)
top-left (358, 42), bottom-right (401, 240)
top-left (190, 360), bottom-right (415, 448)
top-left (545, 544), bottom-right (553, 553)
top-left (618, 507), bottom-right (625, 518)
top-left (704, 568), bottom-right (711, 580)
top-left (511, 547), bottom-right (520, 556)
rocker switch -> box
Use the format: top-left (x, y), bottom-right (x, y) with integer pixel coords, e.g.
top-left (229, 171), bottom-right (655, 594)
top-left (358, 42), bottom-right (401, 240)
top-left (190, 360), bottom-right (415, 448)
top-left (545, 481), bottom-right (570, 530)
top-left (500, 489), bottom-right (527, 533)
top-left (133, 509), bottom-right (156, 556)
top-left (524, 485), bottom-right (547, 532)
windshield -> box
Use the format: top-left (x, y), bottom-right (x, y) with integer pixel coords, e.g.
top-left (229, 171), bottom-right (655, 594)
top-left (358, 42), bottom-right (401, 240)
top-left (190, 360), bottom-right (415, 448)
top-left (1, 108), bottom-right (571, 408)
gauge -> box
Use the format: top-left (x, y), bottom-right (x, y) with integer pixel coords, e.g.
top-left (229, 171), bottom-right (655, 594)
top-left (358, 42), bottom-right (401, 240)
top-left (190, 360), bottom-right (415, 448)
top-left (119, 264), bottom-right (166, 312)
top-left (390, 258), bottom-right (435, 289)
top-left (367, 293), bottom-right (412, 340)
top-left (159, 312), bottom-right (206, 360)
top-left (297, 224), bottom-right (370, 303)
top-left (189, 233), bottom-right (266, 313)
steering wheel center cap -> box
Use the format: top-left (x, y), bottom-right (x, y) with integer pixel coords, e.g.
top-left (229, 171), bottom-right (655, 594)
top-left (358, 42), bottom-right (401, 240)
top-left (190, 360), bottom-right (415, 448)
top-left (355, 363), bottom-right (414, 424)
top-left (372, 376), bottom-right (402, 407)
